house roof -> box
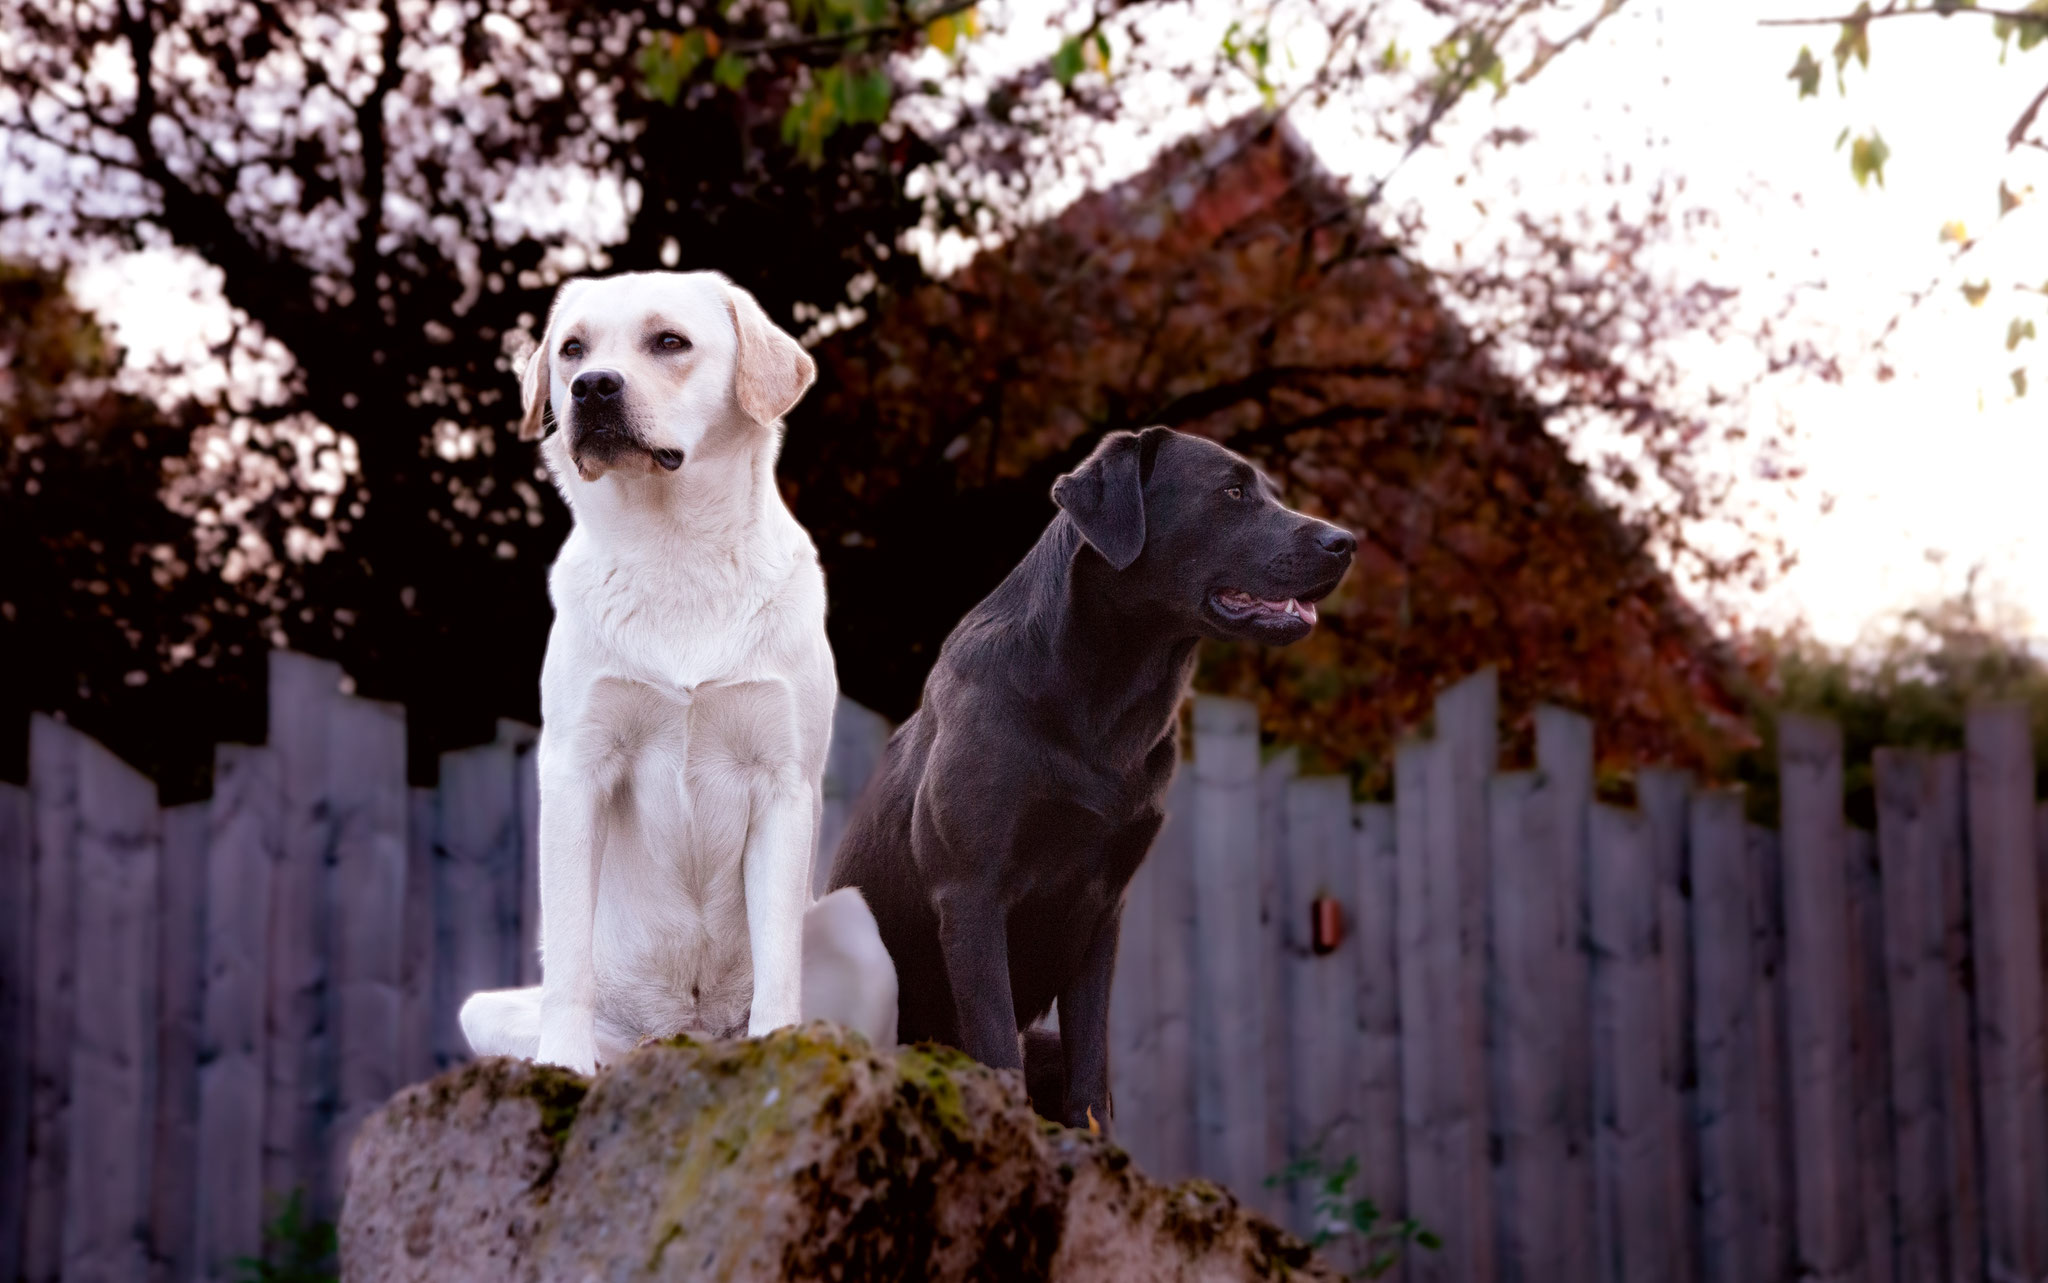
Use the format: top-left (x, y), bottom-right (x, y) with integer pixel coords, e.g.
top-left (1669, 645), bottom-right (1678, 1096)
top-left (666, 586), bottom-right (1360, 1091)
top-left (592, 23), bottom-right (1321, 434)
top-left (789, 115), bottom-right (1759, 786)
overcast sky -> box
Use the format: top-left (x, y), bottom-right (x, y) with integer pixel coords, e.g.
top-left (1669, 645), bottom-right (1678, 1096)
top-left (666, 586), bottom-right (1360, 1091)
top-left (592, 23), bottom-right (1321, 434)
top-left (56, 0), bottom-right (2048, 650)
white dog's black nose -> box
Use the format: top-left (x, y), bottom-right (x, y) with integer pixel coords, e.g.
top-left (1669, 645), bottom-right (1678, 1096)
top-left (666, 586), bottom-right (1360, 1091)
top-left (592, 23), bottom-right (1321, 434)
top-left (571, 368), bottom-right (625, 403)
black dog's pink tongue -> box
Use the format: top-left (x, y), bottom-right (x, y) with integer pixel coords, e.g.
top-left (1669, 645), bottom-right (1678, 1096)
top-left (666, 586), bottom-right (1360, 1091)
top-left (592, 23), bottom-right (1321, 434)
top-left (1257, 596), bottom-right (1317, 625)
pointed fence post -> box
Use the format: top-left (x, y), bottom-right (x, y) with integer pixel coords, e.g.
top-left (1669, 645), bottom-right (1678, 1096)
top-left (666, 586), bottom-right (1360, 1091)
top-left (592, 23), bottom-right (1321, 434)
top-left (1190, 696), bottom-right (1266, 1209)
top-left (0, 781), bottom-right (32, 1283)
top-left (1689, 788), bottom-right (1758, 1283)
top-left (194, 745), bottom-right (280, 1281)
top-left (63, 735), bottom-right (161, 1282)
top-left (1964, 704), bottom-right (2048, 1282)
top-left (1778, 713), bottom-right (1862, 1283)
top-left (1352, 799), bottom-right (1405, 1283)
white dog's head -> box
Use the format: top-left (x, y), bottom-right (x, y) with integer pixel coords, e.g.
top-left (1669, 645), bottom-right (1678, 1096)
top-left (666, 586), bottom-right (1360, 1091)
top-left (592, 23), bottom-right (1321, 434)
top-left (516, 270), bottom-right (817, 483)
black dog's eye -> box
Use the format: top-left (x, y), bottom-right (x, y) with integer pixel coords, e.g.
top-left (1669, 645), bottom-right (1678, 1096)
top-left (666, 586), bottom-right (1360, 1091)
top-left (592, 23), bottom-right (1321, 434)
top-left (1223, 485), bottom-right (1244, 501)
top-left (657, 332), bottom-right (692, 352)
top-left (560, 338), bottom-right (583, 359)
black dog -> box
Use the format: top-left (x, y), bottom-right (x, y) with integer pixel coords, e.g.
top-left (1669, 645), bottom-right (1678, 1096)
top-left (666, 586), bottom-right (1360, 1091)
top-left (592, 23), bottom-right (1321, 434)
top-left (827, 426), bottom-right (1354, 1132)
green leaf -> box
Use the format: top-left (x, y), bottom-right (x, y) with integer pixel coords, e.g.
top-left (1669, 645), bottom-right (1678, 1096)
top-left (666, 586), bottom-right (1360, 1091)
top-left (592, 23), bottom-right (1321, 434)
top-left (1052, 35), bottom-right (1085, 86)
top-left (847, 66), bottom-right (892, 124)
top-left (2010, 317), bottom-right (2038, 350)
top-left (1849, 130), bottom-right (1890, 188)
top-left (1834, 2), bottom-right (1873, 85)
top-left (637, 29), bottom-right (711, 105)
top-left (1416, 1229), bottom-right (1445, 1250)
top-left (2014, 366), bottom-right (2030, 397)
top-left (1834, 125), bottom-right (1852, 151)
top-left (1788, 45), bottom-right (1822, 98)
top-left (2000, 180), bottom-right (2023, 215)
top-left (1963, 279), bottom-right (1993, 306)
top-left (1994, 1), bottom-right (2048, 54)
top-left (926, 13), bottom-right (960, 54)
top-left (712, 51), bottom-right (748, 91)
top-left (780, 71), bottom-right (842, 166)
top-left (1932, 0), bottom-right (1978, 12)
top-left (1379, 41), bottom-right (1407, 72)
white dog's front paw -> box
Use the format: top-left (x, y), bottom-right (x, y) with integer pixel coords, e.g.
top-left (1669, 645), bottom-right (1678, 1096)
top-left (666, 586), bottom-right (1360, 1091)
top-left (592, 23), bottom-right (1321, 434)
top-left (746, 1000), bottom-right (802, 1040)
top-left (536, 1009), bottom-right (600, 1075)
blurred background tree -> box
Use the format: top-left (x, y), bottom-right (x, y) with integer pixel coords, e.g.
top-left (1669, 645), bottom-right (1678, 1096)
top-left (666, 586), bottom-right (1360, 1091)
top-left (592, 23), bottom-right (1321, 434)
top-left (1766, 0), bottom-right (2048, 397)
top-left (0, 0), bottom-right (1906, 798)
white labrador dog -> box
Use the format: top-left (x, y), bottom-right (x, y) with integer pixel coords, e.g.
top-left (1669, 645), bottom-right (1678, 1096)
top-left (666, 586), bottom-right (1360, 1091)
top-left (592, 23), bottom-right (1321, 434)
top-left (459, 270), bottom-right (897, 1073)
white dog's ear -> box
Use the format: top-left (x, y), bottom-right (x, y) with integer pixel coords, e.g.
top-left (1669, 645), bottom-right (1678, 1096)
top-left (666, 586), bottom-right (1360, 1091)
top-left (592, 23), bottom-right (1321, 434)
top-left (515, 341), bottom-right (551, 441)
top-left (517, 279), bottom-right (595, 442)
top-left (722, 276), bottom-right (817, 426)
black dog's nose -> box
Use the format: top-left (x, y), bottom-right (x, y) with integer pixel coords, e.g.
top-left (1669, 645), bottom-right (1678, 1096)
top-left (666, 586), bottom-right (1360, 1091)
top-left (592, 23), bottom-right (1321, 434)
top-left (570, 368), bottom-right (624, 403)
top-left (1317, 527), bottom-right (1357, 558)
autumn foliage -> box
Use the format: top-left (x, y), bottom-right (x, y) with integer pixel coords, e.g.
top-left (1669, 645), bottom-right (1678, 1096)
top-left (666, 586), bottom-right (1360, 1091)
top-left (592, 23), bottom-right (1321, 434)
top-left (788, 118), bottom-right (1759, 792)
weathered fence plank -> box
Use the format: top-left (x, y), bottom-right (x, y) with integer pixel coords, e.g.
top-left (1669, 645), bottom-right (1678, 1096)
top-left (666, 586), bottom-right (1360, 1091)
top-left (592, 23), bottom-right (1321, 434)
top-left (1257, 746), bottom-right (1298, 1223)
top-left (1190, 696), bottom-right (1268, 1211)
top-left (1964, 704), bottom-right (2048, 1283)
top-left (1689, 788), bottom-right (1757, 1283)
top-left (516, 744), bottom-right (541, 988)
top-left (0, 782), bottom-right (32, 1283)
top-left (401, 787), bottom-right (438, 1084)
top-left (1421, 669), bottom-right (1497, 1283)
top-left (1395, 736), bottom-right (1450, 1283)
top-left (194, 745), bottom-right (279, 1282)
top-left (434, 742), bottom-right (523, 1070)
top-left (26, 716), bottom-right (81, 1283)
top-left (1533, 706), bottom-right (1596, 1283)
top-left (1488, 769), bottom-right (1565, 1283)
top-left (1108, 782), bottom-right (1160, 1170)
top-left (1590, 802), bottom-right (1675, 1283)
top-left (266, 651), bottom-right (343, 1217)
top-left (63, 734), bottom-right (161, 1283)
top-left (816, 695), bottom-right (891, 897)
top-left (1934, 754), bottom-right (1984, 1283)
top-left (150, 801), bottom-right (208, 1283)
top-left (326, 695), bottom-right (409, 1204)
top-left (1282, 776), bottom-right (1356, 1231)
top-left (1352, 800), bottom-right (1404, 1283)
top-left (1779, 713), bottom-right (1863, 1283)
top-left (1638, 768), bottom-right (1699, 1283)
top-left (1746, 822), bottom-right (1796, 1283)
top-left (1845, 827), bottom-right (1895, 1283)
top-left (1874, 751), bottom-right (1945, 1283)
top-left (1148, 768), bottom-right (1199, 1184)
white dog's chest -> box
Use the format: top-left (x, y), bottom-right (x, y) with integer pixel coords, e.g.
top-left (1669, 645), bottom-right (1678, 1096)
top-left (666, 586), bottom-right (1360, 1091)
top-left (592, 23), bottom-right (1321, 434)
top-left (579, 680), bottom-right (808, 1041)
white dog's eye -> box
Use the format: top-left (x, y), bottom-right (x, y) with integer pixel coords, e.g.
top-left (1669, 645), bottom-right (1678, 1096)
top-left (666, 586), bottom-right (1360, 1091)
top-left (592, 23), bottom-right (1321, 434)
top-left (657, 332), bottom-right (692, 353)
top-left (560, 338), bottom-right (583, 359)
top-left (1223, 485), bottom-right (1244, 500)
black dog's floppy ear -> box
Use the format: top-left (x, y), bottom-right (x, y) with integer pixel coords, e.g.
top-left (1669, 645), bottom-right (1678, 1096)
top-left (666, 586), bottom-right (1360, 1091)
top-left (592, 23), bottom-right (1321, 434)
top-left (1052, 429), bottom-right (1153, 570)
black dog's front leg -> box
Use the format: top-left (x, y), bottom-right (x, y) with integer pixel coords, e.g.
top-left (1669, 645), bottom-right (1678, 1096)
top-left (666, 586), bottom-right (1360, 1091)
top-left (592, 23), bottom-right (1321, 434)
top-left (1056, 907), bottom-right (1121, 1134)
top-left (933, 882), bottom-right (1022, 1071)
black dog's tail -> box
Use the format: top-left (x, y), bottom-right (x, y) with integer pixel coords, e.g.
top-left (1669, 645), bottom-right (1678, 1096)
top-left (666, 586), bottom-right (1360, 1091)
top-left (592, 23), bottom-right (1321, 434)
top-left (1022, 1028), bottom-right (1066, 1123)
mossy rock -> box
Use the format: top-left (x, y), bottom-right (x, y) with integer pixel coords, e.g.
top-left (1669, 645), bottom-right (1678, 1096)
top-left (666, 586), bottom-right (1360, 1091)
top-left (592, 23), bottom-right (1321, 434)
top-left (340, 1023), bottom-right (1339, 1282)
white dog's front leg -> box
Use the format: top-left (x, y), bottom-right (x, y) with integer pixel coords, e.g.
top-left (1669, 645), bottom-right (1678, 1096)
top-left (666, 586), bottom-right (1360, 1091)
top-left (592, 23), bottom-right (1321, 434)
top-left (536, 740), bottom-right (609, 1073)
top-left (745, 771), bottom-right (815, 1037)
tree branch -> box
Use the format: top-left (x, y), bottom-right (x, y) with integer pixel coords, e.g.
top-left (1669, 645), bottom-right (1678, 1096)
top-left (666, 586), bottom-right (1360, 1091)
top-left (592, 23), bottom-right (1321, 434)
top-left (351, 0), bottom-right (406, 311)
top-left (1759, 5), bottom-right (2048, 27)
top-left (2010, 78), bottom-right (2048, 149)
top-left (726, 0), bottom-right (981, 58)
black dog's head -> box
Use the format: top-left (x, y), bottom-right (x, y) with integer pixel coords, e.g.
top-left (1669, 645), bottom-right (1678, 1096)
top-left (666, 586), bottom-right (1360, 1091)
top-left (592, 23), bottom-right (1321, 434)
top-left (1050, 426), bottom-right (1355, 645)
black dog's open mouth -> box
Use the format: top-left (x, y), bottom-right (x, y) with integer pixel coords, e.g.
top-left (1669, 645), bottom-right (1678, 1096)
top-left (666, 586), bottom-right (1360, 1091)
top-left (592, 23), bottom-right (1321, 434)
top-left (1209, 588), bottom-right (1324, 628)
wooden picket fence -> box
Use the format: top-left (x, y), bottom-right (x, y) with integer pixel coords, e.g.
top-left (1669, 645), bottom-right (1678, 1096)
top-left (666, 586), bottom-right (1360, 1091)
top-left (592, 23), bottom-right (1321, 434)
top-left (0, 651), bottom-right (890, 1283)
top-left (1108, 669), bottom-right (2048, 1283)
top-left (4, 656), bottom-right (2046, 1283)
